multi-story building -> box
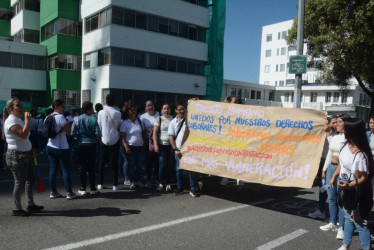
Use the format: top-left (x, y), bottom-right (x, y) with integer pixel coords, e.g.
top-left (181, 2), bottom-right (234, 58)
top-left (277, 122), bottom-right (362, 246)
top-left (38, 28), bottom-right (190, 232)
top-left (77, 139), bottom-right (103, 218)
top-left (80, 0), bottom-right (210, 107)
top-left (0, 0), bottom-right (213, 108)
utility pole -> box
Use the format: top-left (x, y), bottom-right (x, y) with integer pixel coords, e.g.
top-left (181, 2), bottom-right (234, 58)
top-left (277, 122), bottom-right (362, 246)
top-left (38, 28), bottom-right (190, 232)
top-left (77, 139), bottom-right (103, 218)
top-left (293, 0), bottom-right (305, 108)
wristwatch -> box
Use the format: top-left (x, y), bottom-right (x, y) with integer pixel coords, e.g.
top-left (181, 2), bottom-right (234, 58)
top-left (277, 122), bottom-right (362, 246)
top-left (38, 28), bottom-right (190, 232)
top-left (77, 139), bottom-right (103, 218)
top-left (174, 147), bottom-right (179, 151)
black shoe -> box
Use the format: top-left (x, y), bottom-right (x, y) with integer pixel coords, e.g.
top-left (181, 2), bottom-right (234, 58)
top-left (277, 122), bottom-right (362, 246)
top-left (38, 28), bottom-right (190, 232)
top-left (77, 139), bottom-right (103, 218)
top-left (27, 205), bottom-right (44, 213)
top-left (12, 209), bottom-right (30, 217)
top-left (189, 190), bottom-right (200, 198)
top-left (174, 189), bottom-right (184, 196)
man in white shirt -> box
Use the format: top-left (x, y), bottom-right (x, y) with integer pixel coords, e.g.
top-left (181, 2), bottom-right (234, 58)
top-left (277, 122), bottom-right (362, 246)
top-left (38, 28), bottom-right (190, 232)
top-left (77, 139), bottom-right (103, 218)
top-left (140, 100), bottom-right (159, 188)
top-left (168, 104), bottom-right (199, 197)
top-left (97, 94), bottom-right (124, 191)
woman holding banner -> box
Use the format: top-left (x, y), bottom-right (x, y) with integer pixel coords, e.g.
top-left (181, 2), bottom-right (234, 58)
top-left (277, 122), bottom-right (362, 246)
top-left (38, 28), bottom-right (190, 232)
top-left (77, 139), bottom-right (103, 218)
top-left (320, 114), bottom-right (350, 239)
top-left (333, 118), bottom-right (373, 250)
top-left (3, 98), bottom-right (43, 216)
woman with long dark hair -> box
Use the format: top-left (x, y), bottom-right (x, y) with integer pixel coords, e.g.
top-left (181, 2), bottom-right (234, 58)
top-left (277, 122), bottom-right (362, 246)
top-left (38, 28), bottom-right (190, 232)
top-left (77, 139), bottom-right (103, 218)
top-left (321, 114), bottom-right (350, 239)
top-left (332, 118), bottom-right (374, 250)
top-left (3, 98), bottom-right (43, 216)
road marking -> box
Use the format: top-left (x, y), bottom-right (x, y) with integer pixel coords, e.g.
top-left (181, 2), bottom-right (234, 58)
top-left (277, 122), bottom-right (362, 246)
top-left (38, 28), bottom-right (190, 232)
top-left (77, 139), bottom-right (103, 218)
top-left (255, 229), bottom-right (308, 250)
top-left (43, 198), bottom-right (274, 250)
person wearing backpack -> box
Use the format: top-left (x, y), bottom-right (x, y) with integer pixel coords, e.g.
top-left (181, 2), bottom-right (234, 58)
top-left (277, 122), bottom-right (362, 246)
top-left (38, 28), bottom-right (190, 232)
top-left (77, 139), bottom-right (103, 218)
top-left (330, 118), bottom-right (374, 250)
top-left (168, 103), bottom-right (199, 197)
top-left (97, 94), bottom-right (124, 191)
top-left (71, 101), bottom-right (101, 195)
top-left (153, 104), bottom-right (173, 192)
top-left (46, 99), bottom-right (76, 200)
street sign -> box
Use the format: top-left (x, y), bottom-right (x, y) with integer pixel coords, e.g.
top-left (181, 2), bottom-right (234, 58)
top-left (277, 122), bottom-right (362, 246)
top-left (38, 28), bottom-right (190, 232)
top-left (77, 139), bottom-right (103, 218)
top-left (289, 55), bottom-right (307, 74)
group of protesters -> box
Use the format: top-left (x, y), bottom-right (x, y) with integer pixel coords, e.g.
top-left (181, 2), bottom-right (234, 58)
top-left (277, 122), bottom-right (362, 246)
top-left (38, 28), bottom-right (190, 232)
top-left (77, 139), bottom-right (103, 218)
top-left (307, 114), bottom-right (374, 250)
top-left (4, 94), bottom-right (230, 217)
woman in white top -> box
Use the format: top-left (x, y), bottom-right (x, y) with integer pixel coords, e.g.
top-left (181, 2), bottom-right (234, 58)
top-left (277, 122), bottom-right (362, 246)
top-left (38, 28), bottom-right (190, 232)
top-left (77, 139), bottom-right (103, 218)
top-left (3, 98), bottom-right (43, 216)
top-left (320, 114), bottom-right (350, 238)
top-left (120, 104), bottom-right (145, 190)
top-left (332, 118), bottom-right (373, 250)
top-left (153, 104), bottom-right (174, 192)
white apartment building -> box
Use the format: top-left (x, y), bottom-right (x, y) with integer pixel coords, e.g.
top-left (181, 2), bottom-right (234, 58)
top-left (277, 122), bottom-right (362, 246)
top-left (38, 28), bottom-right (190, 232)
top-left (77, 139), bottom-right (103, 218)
top-left (80, 0), bottom-right (209, 107)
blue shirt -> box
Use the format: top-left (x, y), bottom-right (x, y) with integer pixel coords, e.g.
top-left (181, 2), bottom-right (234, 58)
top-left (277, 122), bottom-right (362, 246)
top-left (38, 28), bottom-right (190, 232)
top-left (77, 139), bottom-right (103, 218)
top-left (71, 114), bottom-right (101, 144)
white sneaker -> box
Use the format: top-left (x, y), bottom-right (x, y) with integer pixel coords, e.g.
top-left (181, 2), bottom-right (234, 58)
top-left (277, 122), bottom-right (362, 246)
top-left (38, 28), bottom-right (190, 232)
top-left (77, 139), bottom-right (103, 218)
top-left (320, 222), bottom-right (338, 231)
top-left (113, 185), bottom-right (124, 191)
top-left (156, 184), bottom-right (164, 192)
top-left (165, 184), bottom-right (172, 192)
top-left (124, 180), bottom-right (131, 186)
top-left (136, 181), bottom-right (145, 188)
top-left (97, 184), bottom-right (103, 190)
top-left (308, 208), bottom-right (326, 219)
top-left (129, 183), bottom-right (136, 190)
top-left (337, 246), bottom-right (348, 250)
top-left (220, 177), bottom-right (228, 185)
top-left (236, 179), bottom-right (244, 186)
top-left (336, 227), bottom-right (344, 240)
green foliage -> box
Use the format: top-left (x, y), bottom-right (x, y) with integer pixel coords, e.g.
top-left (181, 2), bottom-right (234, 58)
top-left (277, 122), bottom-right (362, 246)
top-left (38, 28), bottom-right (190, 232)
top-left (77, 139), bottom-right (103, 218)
top-left (287, 0), bottom-right (374, 103)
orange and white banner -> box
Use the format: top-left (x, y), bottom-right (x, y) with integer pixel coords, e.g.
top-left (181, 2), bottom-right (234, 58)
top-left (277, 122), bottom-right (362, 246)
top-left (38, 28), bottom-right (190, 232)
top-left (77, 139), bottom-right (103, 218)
top-left (180, 100), bottom-right (326, 188)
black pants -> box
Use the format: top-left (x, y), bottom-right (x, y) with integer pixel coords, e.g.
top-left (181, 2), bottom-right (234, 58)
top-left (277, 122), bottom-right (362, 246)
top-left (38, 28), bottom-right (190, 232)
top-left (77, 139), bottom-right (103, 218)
top-left (99, 141), bottom-right (119, 186)
top-left (146, 150), bottom-right (159, 182)
top-left (77, 143), bottom-right (96, 190)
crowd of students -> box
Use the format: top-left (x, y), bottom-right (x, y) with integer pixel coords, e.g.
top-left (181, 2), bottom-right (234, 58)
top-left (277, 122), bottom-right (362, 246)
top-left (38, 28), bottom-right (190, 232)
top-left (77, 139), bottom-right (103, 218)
top-left (3, 95), bottom-right (374, 249)
top-left (307, 114), bottom-right (374, 250)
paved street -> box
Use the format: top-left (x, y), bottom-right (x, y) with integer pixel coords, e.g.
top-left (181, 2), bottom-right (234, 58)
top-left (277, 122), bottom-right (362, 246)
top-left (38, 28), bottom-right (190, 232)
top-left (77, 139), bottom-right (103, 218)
top-left (0, 154), bottom-right (371, 250)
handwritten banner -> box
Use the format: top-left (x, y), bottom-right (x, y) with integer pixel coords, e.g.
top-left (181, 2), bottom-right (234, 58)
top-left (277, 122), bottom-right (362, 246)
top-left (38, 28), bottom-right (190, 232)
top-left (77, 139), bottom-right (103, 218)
top-left (180, 100), bottom-right (326, 188)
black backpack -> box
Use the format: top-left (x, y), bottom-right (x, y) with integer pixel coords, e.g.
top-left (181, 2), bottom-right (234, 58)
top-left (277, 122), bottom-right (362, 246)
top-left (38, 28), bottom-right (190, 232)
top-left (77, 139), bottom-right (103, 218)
top-left (42, 114), bottom-right (62, 138)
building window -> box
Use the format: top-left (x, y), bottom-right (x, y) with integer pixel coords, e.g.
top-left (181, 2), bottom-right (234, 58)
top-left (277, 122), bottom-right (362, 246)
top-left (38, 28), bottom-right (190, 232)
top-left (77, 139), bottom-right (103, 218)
top-left (266, 34), bottom-right (272, 42)
top-left (231, 88), bottom-right (236, 96)
top-left (326, 92), bottom-right (331, 102)
top-left (13, 29), bottom-right (39, 43)
top-left (264, 65), bottom-right (270, 73)
top-left (281, 30), bottom-right (287, 39)
top-left (276, 64), bottom-right (278, 72)
top-left (279, 81), bottom-right (284, 86)
top-left (278, 32), bottom-right (281, 40)
top-left (290, 92), bottom-right (294, 102)
top-left (256, 91), bottom-right (261, 100)
top-left (281, 47), bottom-right (286, 55)
top-left (53, 90), bottom-right (81, 106)
top-left (82, 90), bottom-right (91, 102)
top-left (244, 89), bottom-right (249, 98)
top-left (277, 48), bottom-right (279, 56)
top-left (0, 8), bottom-right (13, 21)
top-left (311, 92), bottom-right (317, 102)
top-left (14, 0), bottom-right (40, 15)
top-left (265, 50), bottom-right (271, 57)
top-left (285, 93), bottom-right (289, 102)
top-left (0, 51), bottom-right (46, 70)
top-left (49, 54), bottom-right (82, 71)
top-left (288, 45), bottom-right (296, 51)
top-left (342, 92), bottom-right (348, 103)
top-left (280, 64), bottom-right (285, 72)
top-left (251, 90), bottom-right (256, 99)
top-left (42, 18), bottom-right (82, 41)
top-left (333, 92), bottom-right (340, 102)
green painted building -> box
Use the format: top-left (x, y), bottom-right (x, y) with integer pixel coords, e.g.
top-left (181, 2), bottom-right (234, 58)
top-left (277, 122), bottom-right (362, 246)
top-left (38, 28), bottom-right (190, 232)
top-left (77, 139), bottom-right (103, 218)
top-left (0, 0), bottom-right (12, 40)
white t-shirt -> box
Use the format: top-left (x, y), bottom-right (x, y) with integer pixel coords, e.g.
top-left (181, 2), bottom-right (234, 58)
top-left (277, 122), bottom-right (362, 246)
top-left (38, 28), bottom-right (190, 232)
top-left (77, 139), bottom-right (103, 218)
top-left (370, 134), bottom-right (374, 155)
top-left (140, 112), bottom-right (160, 132)
top-left (339, 144), bottom-right (369, 182)
top-left (98, 107), bottom-right (121, 146)
top-left (154, 116), bottom-right (173, 145)
top-left (323, 133), bottom-right (346, 171)
top-left (120, 118), bottom-right (143, 146)
top-left (4, 114), bottom-right (32, 152)
top-left (167, 117), bottom-right (186, 149)
top-left (47, 112), bottom-right (69, 149)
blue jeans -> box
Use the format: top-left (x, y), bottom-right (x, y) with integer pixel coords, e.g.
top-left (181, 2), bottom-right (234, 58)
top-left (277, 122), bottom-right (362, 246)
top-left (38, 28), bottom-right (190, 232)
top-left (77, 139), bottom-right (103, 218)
top-left (118, 145), bottom-right (129, 181)
top-left (158, 145), bottom-right (173, 185)
top-left (343, 209), bottom-right (370, 250)
top-left (326, 163), bottom-right (345, 226)
top-left (175, 154), bottom-right (197, 191)
top-left (125, 146), bottom-right (145, 183)
top-left (46, 146), bottom-right (72, 194)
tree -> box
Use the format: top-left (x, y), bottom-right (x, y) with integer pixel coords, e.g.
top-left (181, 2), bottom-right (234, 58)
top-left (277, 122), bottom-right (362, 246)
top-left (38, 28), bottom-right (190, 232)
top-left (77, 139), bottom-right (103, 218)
top-left (286, 0), bottom-right (374, 114)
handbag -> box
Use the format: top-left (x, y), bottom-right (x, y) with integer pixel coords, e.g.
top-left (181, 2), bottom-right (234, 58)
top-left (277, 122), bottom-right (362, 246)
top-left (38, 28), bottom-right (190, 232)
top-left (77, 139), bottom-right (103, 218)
top-left (337, 176), bottom-right (360, 211)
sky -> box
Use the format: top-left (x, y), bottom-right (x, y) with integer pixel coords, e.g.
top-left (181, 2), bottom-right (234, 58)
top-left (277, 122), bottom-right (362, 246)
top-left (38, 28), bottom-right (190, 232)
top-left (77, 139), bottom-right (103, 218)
top-left (224, 0), bottom-right (299, 83)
